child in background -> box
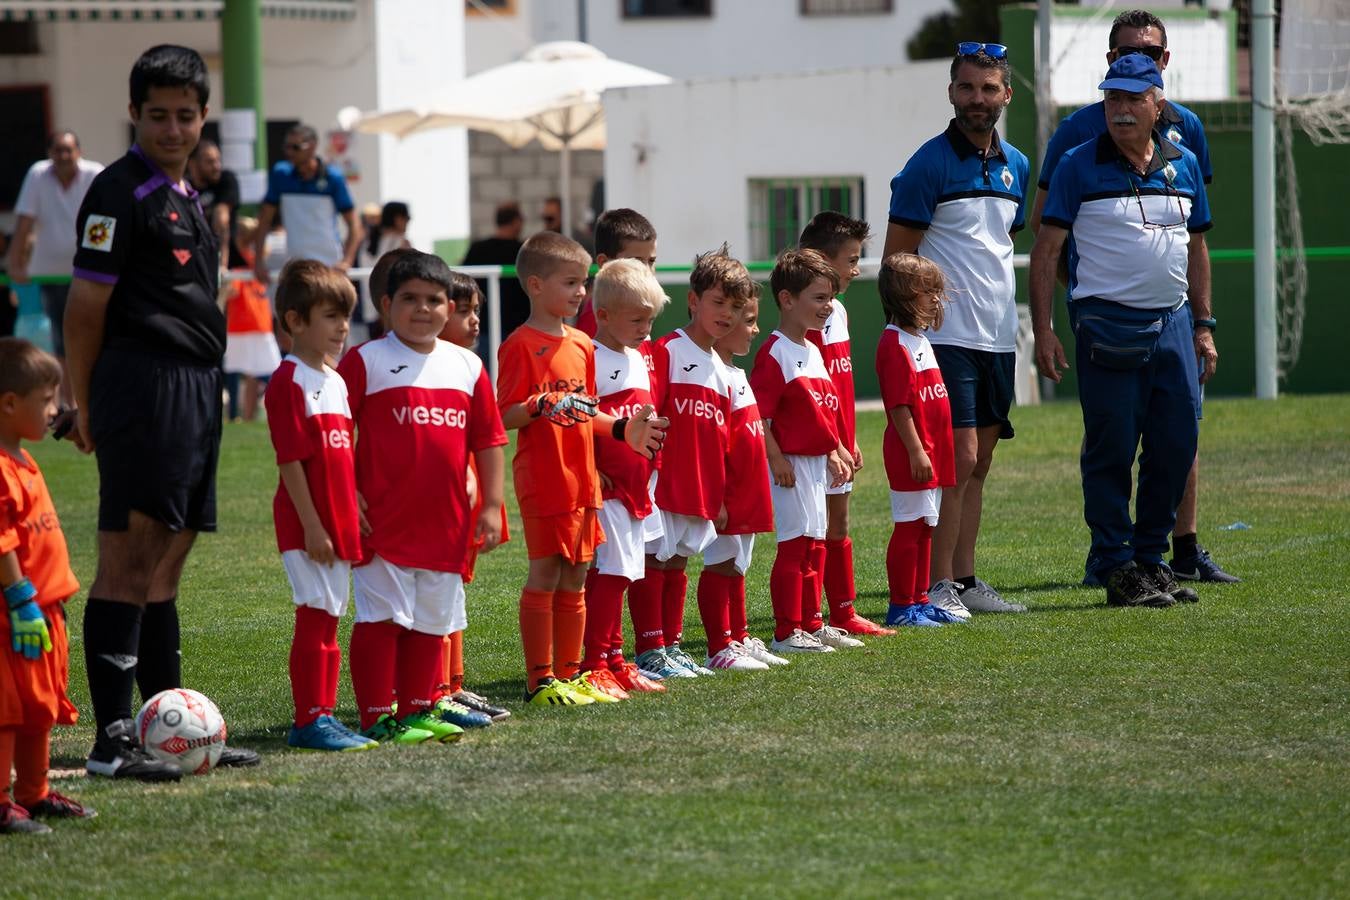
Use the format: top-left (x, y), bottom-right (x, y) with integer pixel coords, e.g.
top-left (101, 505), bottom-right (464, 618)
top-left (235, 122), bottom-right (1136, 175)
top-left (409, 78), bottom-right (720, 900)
top-left (751, 250), bottom-right (857, 654)
top-left (267, 261), bottom-right (376, 751)
top-left (0, 338), bottom-right (96, 832)
top-left (574, 208), bottom-right (659, 337)
top-left (699, 289), bottom-right (786, 670)
top-left (223, 217), bottom-right (281, 422)
top-left (875, 254), bottom-right (962, 627)
top-left (340, 252), bottom-right (507, 743)
top-left (582, 259), bottom-right (668, 697)
top-left (799, 213), bottom-right (894, 636)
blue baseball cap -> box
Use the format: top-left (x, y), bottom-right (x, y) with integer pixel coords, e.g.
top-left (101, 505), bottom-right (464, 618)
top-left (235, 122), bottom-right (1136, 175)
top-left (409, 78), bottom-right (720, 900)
top-left (1099, 54), bottom-right (1164, 94)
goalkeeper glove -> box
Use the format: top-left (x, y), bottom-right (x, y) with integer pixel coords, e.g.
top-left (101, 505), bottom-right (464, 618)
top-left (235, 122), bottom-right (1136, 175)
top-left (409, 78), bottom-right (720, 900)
top-left (5, 578), bottom-right (51, 661)
top-left (529, 391), bottom-right (599, 427)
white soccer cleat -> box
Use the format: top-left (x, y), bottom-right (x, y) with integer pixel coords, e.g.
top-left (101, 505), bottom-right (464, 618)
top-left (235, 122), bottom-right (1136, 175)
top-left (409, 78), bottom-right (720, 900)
top-left (705, 645), bottom-right (770, 671)
top-left (737, 636), bottom-right (791, 666)
top-left (959, 578), bottom-right (1027, 613)
top-left (770, 629), bottom-right (835, 654)
top-left (927, 580), bottom-right (973, 621)
top-left (812, 624), bottom-right (864, 649)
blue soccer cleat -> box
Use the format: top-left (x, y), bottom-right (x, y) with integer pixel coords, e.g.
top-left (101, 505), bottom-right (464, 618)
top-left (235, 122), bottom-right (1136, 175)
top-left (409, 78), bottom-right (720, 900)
top-left (885, 603), bottom-right (944, 628)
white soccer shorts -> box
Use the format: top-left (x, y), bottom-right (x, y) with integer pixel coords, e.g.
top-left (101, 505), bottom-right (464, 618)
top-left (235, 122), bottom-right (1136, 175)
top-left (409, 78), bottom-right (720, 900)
top-left (353, 554), bottom-right (466, 636)
top-left (703, 533), bottom-right (756, 575)
top-left (825, 479), bottom-right (854, 497)
top-left (594, 498), bottom-right (650, 581)
top-left (771, 454), bottom-right (828, 542)
top-left (281, 550), bottom-right (350, 617)
top-left (890, 487), bottom-right (942, 526)
top-left (645, 510), bottom-right (717, 562)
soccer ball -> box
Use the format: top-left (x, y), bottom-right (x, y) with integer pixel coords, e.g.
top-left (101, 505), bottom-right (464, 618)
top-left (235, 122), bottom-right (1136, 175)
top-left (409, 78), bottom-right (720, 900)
top-left (135, 689), bottom-right (228, 775)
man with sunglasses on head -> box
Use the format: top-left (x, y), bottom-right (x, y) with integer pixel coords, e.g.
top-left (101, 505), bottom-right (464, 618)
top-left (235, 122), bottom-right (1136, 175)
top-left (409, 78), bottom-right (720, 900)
top-left (1031, 8), bottom-right (1238, 586)
top-left (884, 42), bottom-right (1031, 620)
top-left (253, 124), bottom-right (362, 286)
top-left (1030, 54), bottom-right (1216, 609)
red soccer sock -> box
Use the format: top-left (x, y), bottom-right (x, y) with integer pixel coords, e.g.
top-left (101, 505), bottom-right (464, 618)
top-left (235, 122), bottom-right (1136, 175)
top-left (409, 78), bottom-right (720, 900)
top-left (887, 520), bottom-right (927, 606)
top-left (520, 588), bottom-right (555, 690)
top-left (446, 631), bottom-right (465, 694)
top-left (825, 537), bottom-right (858, 624)
top-left (0, 728), bottom-right (14, 802)
top-left (629, 568), bottom-right (667, 654)
top-left (322, 613), bottom-right (341, 715)
top-left (553, 589), bottom-right (586, 681)
top-left (395, 629), bottom-right (445, 714)
top-left (696, 571), bottom-right (735, 656)
top-left (728, 574), bottom-right (749, 641)
top-left (801, 539), bottom-right (828, 633)
top-left (582, 572), bottom-right (627, 672)
top-left (912, 521), bottom-right (934, 603)
top-left (610, 582), bottom-right (629, 669)
top-left (661, 568), bottom-right (688, 646)
top-left (349, 620), bottom-right (402, 730)
top-left (291, 606), bottom-right (333, 727)
top-left (770, 537), bottom-right (811, 640)
top-left (12, 729), bottom-right (49, 809)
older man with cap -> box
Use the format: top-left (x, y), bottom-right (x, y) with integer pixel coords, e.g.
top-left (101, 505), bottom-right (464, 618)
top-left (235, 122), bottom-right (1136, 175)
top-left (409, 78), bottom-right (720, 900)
top-left (1030, 55), bottom-right (1217, 608)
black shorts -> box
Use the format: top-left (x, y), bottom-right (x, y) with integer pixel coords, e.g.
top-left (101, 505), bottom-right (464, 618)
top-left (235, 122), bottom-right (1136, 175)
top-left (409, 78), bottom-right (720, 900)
top-left (90, 348), bottom-right (222, 533)
top-left (933, 345), bottom-right (1015, 439)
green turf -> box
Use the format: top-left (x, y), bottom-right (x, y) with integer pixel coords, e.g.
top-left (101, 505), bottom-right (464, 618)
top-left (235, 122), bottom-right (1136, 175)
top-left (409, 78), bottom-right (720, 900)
top-left (4, 396), bottom-right (1348, 897)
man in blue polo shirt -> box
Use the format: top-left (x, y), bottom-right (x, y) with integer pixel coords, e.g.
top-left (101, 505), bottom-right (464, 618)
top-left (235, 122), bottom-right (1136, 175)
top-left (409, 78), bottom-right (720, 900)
top-left (1031, 8), bottom-right (1238, 585)
top-left (884, 42), bottom-right (1031, 619)
top-left (1031, 55), bottom-right (1218, 608)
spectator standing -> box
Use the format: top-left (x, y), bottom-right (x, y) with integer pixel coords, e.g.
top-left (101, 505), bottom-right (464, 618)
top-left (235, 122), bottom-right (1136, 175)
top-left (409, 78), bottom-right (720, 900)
top-left (462, 202), bottom-right (530, 341)
top-left (355, 201), bottom-right (412, 332)
top-left (188, 140), bottom-right (244, 270)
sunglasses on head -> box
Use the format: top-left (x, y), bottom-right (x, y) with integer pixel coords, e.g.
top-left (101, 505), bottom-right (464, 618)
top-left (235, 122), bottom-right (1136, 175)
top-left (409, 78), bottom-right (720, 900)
top-left (957, 42), bottom-right (1008, 59)
top-left (1115, 44), bottom-right (1165, 61)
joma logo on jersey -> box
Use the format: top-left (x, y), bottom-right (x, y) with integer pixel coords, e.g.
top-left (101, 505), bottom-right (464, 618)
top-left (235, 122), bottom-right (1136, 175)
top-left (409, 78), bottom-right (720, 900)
top-left (809, 389), bottom-right (841, 411)
top-left (918, 383), bottom-right (949, 402)
top-left (393, 405), bottom-right (468, 428)
top-left (674, 397), bottom-right (725, 425)
top-left (321, 428), bottom-right (352, 450)
top-left (828, 357), bottom-right (852, 375)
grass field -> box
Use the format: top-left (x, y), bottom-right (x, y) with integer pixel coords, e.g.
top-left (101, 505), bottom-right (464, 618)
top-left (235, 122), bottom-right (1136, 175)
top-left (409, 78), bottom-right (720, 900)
top-left (3, 395), bottom-right (1348, 897)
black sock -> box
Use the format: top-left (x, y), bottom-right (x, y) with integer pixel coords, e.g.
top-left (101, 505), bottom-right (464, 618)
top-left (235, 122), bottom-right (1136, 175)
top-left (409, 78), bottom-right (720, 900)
top-left (956, 576), bottom-right (977, 593)
top-left (1173, 533), bottom-right (1198, 559)
top-left (84, 599), bottom-right (144, 735)
top-left (136, 597), bottom-right (182, 701)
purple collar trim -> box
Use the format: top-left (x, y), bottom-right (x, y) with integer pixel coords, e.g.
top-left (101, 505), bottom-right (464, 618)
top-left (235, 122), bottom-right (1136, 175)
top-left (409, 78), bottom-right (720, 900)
top-left (130, 144), bottom-right (198, 202)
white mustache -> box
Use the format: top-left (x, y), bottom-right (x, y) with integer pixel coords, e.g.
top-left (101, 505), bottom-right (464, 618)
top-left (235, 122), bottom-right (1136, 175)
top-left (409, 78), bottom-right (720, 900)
top-left (1111, 115), bottom-right (1138, 125)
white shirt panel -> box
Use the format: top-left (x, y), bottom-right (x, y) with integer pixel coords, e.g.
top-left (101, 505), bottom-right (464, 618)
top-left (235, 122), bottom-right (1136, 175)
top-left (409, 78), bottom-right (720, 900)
top-left (919, 195), bottom-right (1019, 353)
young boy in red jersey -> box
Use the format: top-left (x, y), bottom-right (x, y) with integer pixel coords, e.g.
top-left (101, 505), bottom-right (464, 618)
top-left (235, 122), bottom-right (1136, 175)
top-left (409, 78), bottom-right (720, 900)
top-left (497, 232), bottom-right (666, 707)
top-left (268, 261), bottom-right (376, 752)
top-left (800, 213), bottom-right (895, 636)
top-left (574, 208), bottom-right (659, 337)
top-left (339, 251), bottom-right (507, 743)
top-left (1, 339), bottom-right (95, 833)
top-left (582, 259), bottom-right (669, 697)
top-left (876, 254), bottom-right (963, 627)
top-left (751, 250), bottom-right (857, 654)
top-left (633, 245), bottom-right (754, 680)
top-left (699, 290), bottom-right (787, 670)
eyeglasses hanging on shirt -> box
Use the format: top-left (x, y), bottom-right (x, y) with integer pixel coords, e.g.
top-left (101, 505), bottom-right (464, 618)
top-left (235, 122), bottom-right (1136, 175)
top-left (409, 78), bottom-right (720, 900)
top-left (1128, 178), bottom-right (1187, 230)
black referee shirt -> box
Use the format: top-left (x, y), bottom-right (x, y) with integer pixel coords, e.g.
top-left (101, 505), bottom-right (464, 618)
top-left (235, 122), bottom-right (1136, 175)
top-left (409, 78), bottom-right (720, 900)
top-left (73, 144), bottom-right (224, 366)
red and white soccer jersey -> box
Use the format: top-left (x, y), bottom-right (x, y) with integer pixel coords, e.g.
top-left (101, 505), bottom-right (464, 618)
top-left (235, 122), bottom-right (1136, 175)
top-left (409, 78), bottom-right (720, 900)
top-left (593, 342), bottom-right (656, 519)
top-left (876, 325), bottom-right (956, 491)
top-left (268, 356), bottom-right (362, 562)
top-left (807, 302), bottom-right (856, 450)
top-left (721, 364), bottom-right (773, 535)
top-left (750, 332), bottom-right (841, 457)
top-left (339, 334), bottom-right (508, 573)
top-left (650, 329), bottom-right (732, 520)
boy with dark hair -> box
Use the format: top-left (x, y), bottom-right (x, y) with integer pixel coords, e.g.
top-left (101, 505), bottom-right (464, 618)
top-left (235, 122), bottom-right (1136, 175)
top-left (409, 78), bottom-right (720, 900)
top-left (575, 207), bottom-right (659, 337)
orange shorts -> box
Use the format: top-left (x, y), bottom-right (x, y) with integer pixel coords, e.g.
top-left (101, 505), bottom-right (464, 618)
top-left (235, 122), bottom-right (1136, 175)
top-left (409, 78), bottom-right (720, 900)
top-left (0, 603), bottom-right (78, 729)
top-left (522, 508), bottom-right (605, 563)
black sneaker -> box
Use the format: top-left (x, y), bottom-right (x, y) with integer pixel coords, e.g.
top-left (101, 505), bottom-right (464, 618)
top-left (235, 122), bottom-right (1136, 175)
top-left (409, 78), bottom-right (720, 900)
top-left (217, 746), bottom-right (262, 768)
top-left (452, 688), bottom-right (511, 721)
top-left (1105, 561), bottom-right (1176, 608)
top-left (1140, 561), bottom-right (1199, 603)
top-left (86, 719), bottom-right (182, 782)
top-left (0, 802), bottom-right (51, 835)
top-left (28, 790), bottom-right (97, 820)
top-left (1171, 545), bottom-right (1241, 583)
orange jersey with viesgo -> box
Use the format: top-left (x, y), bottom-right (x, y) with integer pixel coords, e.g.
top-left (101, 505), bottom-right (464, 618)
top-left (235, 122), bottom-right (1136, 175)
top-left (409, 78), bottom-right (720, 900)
top-left (497, 324), bottom-right (601, 518)
top-left (0, 450), bottom-right (78, 608)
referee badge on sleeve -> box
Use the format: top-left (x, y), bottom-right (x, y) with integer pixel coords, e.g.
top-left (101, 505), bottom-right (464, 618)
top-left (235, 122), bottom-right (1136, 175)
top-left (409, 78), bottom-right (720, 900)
top-left (82, 215), bottom-right (117, 251)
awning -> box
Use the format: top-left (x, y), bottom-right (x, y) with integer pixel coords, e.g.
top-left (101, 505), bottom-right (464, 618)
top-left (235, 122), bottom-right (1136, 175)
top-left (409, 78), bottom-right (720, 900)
top-left (0, 0), bottom-right (355, 22)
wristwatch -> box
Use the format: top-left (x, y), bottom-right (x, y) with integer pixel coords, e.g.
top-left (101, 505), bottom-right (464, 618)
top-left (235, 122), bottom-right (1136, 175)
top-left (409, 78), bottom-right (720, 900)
top-left (1194, 316), bottom-right (1217, 332)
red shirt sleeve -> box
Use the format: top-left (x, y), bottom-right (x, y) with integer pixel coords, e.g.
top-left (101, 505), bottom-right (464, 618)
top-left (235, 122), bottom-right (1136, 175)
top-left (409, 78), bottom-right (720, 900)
top-left (468, 366), bottom-right (509, 452)
top-left (648, 340), bottom-right (669, 410)
top-left (749, 343), bottom-right (786, 421)
top-left (266, 367), bottom-right (314, 465)
top-left (877, 335), bottom-right (915, 411)
top-left (338, 349), bottom-right (367, 420)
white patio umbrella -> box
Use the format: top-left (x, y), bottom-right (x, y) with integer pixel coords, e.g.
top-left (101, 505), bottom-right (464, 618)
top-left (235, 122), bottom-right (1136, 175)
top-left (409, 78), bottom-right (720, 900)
top-left (354, 41), bottom-right (672, 234)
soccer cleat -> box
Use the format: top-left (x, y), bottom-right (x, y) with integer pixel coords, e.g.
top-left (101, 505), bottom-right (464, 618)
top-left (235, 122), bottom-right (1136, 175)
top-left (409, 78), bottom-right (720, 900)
top-left (737, 636), bottom-right (791, 666)
top-left (770, 629), bottom-right (835, 654)
top-left (567, 674), bottom-right (622, 703)
top-left (0, 802), bottom-right (51, 835)
top-left (706, 645), bottom-right (770, 671)
top-left (1105, 561), bottom-right (1176, 608)
top-left (610, 661), bottom-right (667, 693)
top-left (216, 745), bottom-right (262, 768)
top-left (1138, 562), bottom-right (1200, 603)
top-left (1171, 546), bottom-right (1241, 583)
top-left (26, 791), bottom-right (97, 820)
top-left (86, 718), bottom-right (183, 782)
top-left (920, 603), bottom-right (966, 625)
top-left (634, 648), bottom-right (695, 681)
top-left (960, 578), bottom-right (1027, 613)
top-left (833, 614), bottom-right (897, 636)
top-left (452, 689), bottom-right (512, 721)
top-left (524, 676), bottom-right (594, 707)
top-left (434, 696), bottom-right (493, 729)
top-left (288, 715), bottom-right (378, 752)
top-left (665, 643), bottom-right (715, 676)
top-left (362, 713), bottom-right (437, 745)
top-left (886, 603), bottom-right (944, 627)
top-left (812, 625), bottom-right (864, 649)
top-left (583, 669), bottom-right (631, 701)
top-left (927, 580), bottom-right (973, 621)
top-left (399, 709), bottom-right (466, 742)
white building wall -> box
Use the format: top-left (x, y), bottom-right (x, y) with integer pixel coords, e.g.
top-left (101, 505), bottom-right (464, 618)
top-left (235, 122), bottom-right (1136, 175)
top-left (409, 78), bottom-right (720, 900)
top-left (602, 60), bottom-right (953, 265)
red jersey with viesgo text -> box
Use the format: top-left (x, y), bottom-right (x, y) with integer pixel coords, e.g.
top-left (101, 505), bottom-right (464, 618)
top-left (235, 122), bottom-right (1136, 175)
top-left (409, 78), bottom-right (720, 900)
top-left (720, 364), bottom-right (773, 535)
top-left (876, 325), bottom-right (955, 491)
top-left (339, 334), bottom-right (507, 573)
top-left (806, 301), bottom-right (855, 449)
top-left (268, 356), bottom-right (362, 561)
top-left (650, 328), bottom-right (732, 520)
top-left (750, 331), bottom-right (841, 457)
top-left (593, 342), bottom-right (656, 519)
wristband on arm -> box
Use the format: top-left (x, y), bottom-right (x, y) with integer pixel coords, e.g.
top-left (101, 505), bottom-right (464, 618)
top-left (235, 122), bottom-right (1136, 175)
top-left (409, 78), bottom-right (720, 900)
top-left (4, 578), bottom-right (37, 608)
top-left (611, 417), bottom-right (628, 441)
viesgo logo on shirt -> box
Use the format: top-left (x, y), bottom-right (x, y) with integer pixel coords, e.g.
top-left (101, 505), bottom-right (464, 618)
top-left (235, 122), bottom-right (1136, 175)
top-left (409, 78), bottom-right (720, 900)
top-left (828, 357), bottom-right (853, 375)
top-left (674, 396), bottom-right (725, 425)
top-left (809, 387), bottom-right (841, 411)
top-left (320, 426), bottom-right (353, 449)
top-left (392, 405), bottom-right (468, 428)
top-left (919, 383), bottom-right (949, 402)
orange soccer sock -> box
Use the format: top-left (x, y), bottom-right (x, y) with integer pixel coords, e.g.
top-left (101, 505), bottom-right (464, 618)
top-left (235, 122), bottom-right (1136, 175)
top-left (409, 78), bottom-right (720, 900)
top-left (553, 589), bottom-right (586, 681)
top-left (520, 588), bottom-right (556, 690)
top-left (0, 728), bottom-right (15, 803)
top-left (12, 728), bottom-right (50, 809)
top-left (446, 631), bottom-right (465, 694)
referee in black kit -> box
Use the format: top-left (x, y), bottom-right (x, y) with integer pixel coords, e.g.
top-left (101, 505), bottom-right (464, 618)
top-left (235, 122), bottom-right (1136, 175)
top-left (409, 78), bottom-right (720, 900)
top-left (64, 45), bottom-right (259, 780)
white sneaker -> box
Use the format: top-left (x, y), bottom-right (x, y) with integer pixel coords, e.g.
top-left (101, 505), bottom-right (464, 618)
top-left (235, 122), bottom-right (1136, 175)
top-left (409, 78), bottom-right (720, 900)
top-left (812, 624), bottom-right (864, 649)
top-left (705, 645), bottom-right (770, 671)
top-left (959, 577), bottom-right (1027, 613)
top-left (737, 636), bottom-right (790, 666)
top-left (927, 580), bottom-right (972, 621)
top-left (770, 629), bottom-right (835, 654)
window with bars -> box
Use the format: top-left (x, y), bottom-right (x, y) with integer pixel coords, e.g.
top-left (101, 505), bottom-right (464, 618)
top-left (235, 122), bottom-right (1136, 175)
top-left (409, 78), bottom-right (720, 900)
top-left (748, 177), bottom-right (865, 261)
top-left (800, 0), bottom-right (892, 16)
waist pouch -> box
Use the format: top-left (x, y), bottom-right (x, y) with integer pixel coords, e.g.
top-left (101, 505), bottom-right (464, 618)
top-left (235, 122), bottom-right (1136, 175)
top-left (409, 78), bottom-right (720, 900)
top-left (1071, 299), bottom-right (1177, 371)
